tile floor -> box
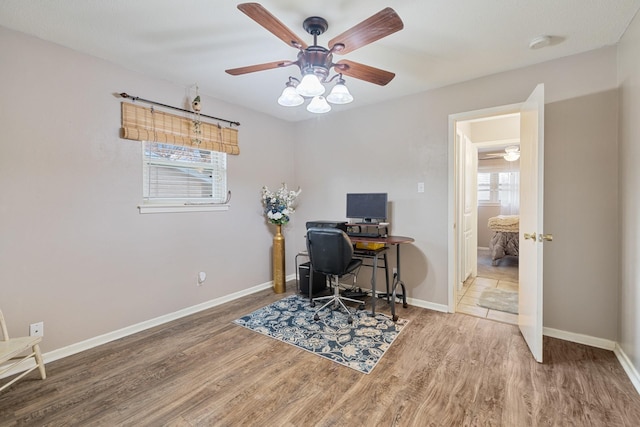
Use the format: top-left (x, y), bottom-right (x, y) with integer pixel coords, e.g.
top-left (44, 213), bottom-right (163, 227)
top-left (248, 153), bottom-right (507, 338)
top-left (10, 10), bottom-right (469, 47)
top-left (456, 248), bottom-right (519, 325)
top-left (457, 276), bottom-right (519, 325)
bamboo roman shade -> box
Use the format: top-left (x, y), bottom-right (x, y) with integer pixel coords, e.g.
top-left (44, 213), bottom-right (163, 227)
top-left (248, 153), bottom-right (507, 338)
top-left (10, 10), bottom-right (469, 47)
top-left (121, 102), bottom-right (239, 155)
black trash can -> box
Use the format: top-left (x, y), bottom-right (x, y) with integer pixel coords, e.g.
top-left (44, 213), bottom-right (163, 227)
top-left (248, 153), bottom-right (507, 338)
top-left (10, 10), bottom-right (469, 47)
top-left (298, 262), bottom-right (327, 295)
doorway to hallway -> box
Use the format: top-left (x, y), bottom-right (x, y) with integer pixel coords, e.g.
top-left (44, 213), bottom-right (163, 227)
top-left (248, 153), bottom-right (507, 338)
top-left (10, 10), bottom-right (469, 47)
top-left (456, 248), bottom-right (519, 324)
top-left (452, 111), bottom-right (521, 324)
top-left (449, 84), bottom-right (546, 362)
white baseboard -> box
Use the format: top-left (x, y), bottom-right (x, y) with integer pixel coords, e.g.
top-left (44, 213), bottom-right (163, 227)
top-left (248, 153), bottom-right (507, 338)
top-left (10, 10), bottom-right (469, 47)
top-left (1, 279), bottom-right (275, 380)
top-left (614, 343), bottom-right (640, 394)
top-left (543, 327), bottom-right (616, 351)
top-left (406, 297), bottom-right (449, 313)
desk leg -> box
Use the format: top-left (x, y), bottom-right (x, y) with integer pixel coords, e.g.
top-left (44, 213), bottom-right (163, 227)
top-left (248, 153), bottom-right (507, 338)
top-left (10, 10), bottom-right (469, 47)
top-left (391, 243), bottom-right (408, 322)
top-left (383, 252), bottom-right (390, 302)
top-left (375, 252), bottom-right (393, 303)
top-left (370, 253), bottom-right (378, 317)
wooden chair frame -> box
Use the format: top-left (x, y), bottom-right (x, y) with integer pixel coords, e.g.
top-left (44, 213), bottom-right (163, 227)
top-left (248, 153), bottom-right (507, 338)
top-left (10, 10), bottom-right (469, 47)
top-left (0, 310), bottom-right (46, 392)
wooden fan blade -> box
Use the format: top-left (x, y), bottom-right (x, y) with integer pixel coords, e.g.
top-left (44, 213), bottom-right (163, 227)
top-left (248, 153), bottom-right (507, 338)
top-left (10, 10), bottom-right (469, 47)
top-left (334, 60), bottom-right (395, 86)
top-left (238, 3), bottom-right (308, 49)
top-left (329, 7), bottom-right (403, 55)
top-left (226, 60), bottom-right (293, 75)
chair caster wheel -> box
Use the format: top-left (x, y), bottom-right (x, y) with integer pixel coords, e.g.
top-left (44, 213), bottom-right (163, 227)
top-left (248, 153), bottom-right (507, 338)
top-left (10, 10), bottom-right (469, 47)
top-left (314, 314), bottom-right (320, 321)
top-left (392, 314), bottom-right (399, 322)
top-left (358, 304), bottom-right (365, 311)
top-left (310, 301), bottom-right (316, 308)
top-left (347, 316), bottom-right (353, 324)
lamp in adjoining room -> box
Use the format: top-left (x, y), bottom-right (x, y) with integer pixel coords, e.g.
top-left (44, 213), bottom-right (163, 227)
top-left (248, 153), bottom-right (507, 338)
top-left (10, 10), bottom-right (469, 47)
top-left (504, 146), bottom-right (520, 162)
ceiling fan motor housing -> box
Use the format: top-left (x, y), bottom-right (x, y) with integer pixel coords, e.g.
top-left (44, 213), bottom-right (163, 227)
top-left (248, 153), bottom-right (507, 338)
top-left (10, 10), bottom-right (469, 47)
top-left (297, 46), bottom-right (332, 81)
top-left (297, 16), bottom-right (332, 81)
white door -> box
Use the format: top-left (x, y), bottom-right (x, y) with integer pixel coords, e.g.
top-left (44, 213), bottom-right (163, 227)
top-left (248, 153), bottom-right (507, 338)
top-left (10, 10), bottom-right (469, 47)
top-left (518, 84), bottom-right (545, 362)
top-left (463, 137), bottom-right (478, 280)
top-left (457, 131), bottom-right (478, 289)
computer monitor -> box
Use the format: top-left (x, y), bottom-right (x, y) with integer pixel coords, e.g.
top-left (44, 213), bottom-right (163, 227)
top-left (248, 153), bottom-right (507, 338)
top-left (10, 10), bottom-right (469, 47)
top-left (346, 193), bottom-right (388, 223)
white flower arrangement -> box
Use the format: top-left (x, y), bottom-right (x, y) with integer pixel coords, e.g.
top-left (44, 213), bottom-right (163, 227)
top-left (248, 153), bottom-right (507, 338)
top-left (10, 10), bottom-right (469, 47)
top-left (261, 183), bottom-right (301, 225)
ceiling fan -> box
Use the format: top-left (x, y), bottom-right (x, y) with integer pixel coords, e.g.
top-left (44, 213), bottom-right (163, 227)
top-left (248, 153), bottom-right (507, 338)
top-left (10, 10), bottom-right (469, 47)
top-left (480, 146), bottom-right (521, 162)
top-left (225, 3), bottom-right (404, 112)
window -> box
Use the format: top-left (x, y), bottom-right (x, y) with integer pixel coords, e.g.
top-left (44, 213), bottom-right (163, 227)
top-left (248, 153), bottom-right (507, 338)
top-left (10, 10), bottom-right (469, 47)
top-left (478, 171), bottom-right (519, 205)
top-left (140, 141), bottom-right (228, 212)
top-left (477, 172), bottom-right (494, 202)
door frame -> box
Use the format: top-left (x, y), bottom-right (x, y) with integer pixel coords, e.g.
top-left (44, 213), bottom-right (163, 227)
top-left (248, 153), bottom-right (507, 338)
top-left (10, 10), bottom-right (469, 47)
top-left (448, 103), bottom-right (523, 312)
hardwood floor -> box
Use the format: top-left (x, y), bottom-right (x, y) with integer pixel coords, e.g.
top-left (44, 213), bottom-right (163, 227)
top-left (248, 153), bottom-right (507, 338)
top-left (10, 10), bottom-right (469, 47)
top-left (2, 283), bottom-right (639, 426)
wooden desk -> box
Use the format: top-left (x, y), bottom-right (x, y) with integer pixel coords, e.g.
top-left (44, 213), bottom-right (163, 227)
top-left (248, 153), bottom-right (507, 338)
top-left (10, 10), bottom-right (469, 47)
top-left (349, 235), bottom-right (414, 321)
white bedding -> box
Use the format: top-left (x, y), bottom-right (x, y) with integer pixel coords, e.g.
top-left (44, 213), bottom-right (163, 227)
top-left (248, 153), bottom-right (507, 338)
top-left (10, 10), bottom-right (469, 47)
top-left (488, 215), bottom-right (519, 233)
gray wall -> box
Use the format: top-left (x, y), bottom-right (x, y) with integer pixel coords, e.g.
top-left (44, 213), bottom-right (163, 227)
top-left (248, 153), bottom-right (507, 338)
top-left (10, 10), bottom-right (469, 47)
top-left (292, 46), bottom-right (620, 340)
top-left (478, 205), bottom-right (501, 248)
top-left (544, 90), bottom-right (619, 340)
top-left (618, 10), bottom-right (640, 379)
top-left (0, 26), bottom-right (297, 352)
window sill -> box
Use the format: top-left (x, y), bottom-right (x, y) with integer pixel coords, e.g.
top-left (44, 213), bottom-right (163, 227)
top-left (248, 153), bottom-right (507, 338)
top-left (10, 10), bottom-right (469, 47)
top-left (138, 204), bottom-right (229, 214)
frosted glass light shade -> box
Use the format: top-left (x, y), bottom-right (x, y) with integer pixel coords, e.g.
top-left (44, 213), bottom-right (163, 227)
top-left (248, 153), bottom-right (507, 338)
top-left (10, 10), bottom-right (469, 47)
top-left (306, 96), bottom-right (331, 113)
top-left (504, 145), bottom-right (520, 161)
top-left (296, 74), bottom-right (325, 97)
top-left (277, 86), bottom-right (304, 106)
top-left (326, 83), bottom-right (353, 104)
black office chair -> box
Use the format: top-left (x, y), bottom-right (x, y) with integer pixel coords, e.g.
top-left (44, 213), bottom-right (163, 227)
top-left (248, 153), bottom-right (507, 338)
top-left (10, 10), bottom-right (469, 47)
top-left (306, 227), bottom-right (365, 323)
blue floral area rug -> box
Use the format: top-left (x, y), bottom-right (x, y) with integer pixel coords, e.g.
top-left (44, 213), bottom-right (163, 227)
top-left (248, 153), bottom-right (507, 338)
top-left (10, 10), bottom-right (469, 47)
top-left (233, 294), bottom-right (409, 374)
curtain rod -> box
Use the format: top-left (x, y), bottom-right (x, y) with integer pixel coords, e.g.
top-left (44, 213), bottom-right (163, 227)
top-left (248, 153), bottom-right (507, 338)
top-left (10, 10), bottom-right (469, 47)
top-left (119, 92), bottom-right (240, 127)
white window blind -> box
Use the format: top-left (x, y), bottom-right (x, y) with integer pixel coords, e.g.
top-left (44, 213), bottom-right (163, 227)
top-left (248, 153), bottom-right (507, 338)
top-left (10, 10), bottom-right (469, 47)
top-left (478, 171), bottom-right (520, 214)
top-left (478, 172), bottom-right (493, 202)
top-left (143, 141), bottom-right (227, 204)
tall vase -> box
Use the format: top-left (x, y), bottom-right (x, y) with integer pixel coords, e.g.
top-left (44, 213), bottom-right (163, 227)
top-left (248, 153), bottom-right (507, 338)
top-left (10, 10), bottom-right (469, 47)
top-left (272, 224), bottom-right (286, 293)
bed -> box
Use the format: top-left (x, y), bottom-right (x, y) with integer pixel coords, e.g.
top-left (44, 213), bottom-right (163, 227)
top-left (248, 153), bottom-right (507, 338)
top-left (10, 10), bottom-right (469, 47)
top-left (488, 215), bottom-right (519, 265)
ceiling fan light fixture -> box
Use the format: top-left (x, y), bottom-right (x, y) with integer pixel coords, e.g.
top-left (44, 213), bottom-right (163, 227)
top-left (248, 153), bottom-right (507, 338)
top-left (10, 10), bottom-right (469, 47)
top-left (228, 5), bottom-right (404, 115)
top-left (277, 83), bottom-right (304, 106)
top-left (326, 79), bottom-right (353, 104)
top-left (306, 95), bottom-right (331, 113)
top-left (504, 152), bottom-right (520, 162)
top-left (296, 73), bottom-right (325, 97)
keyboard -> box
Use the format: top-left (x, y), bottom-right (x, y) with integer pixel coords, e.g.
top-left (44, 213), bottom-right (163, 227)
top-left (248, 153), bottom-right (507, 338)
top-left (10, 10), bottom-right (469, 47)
top-left (347, 232), bottom-right (381, 238)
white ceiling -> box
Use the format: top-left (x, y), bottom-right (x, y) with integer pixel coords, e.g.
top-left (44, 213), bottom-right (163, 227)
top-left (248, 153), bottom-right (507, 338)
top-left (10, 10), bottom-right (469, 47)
top-left (1, 0), bottom-right (639, 122)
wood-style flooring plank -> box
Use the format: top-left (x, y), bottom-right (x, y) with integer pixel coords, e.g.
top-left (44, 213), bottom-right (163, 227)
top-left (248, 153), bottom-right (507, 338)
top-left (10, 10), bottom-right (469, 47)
top-left (1, 284), bottom-right (639, 426)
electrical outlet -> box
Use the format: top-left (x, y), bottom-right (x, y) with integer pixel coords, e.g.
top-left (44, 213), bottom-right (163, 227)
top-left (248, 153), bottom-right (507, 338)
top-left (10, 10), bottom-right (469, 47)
top-left (30, 321), bottom-right (44, 337)
top-left (393, 267), bottom-right (398, 277)
top-left (417, 182), bottom-right (425, 193)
